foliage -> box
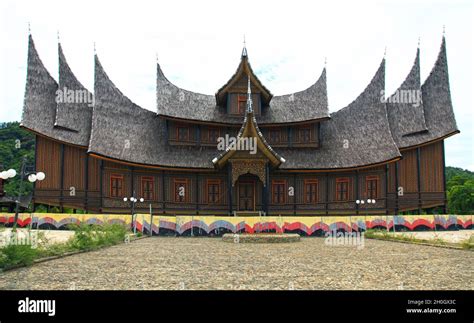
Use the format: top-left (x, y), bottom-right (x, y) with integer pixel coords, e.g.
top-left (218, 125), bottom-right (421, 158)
top-left (0, 224), bottom-right (130, 270)
top-left (445, 167), bottom-right (474, 214)
top-left (66, 223), bottom-right (128, 251)
top-left (0, 122), bottom-right (35, 198)
top-left (0, 244), bottom-right (38, 269)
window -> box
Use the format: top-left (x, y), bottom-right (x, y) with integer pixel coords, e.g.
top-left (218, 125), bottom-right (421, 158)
top-left (176, 125), bottom-right (189, 141)
top-left (272, 180), bottom-right (286, 204)
top-left (208, 127), bottom-right (220, 144)
top-left (238, 95), bottom-right (247, 114)
top-left (269, 129), bottom-right (281, 144)
top-left (207, 179), bottom-right (221, 204)
top-left (141, 177), bottom-right (154, 201)
top-left (300, 127), bottom-right (312, 142)
top-left (366, 176), bottom-right (379, 199)
top-left (174, 179), bottom-right (189, 203)
top-left (110, 175), bottom-right (123, 198)
top-left (336, 178), bottom-right (350, 202)
top-left (304, 179), bottom-right (318, 204)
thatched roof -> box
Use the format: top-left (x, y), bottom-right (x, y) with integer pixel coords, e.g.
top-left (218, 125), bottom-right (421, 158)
top-left (276, 59), bottom-right (401, 169)
top-left (156, 55), bottom-right (330, 125)
top-left (53, 43), bottom-right (93, 146)
top-left (21, 34), bottom-right (458, 170)
top-left (386, 36), bottom-right (459, 149)
top-left (386, 47), bottom-right (428, 144)
top-left (21, 35), bottom-right (90, 147)
top-left (89, 55), bottom-right (217, 168)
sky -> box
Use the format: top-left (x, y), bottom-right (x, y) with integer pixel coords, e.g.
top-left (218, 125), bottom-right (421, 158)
top-left (0, 0), bottom-right (473, 170)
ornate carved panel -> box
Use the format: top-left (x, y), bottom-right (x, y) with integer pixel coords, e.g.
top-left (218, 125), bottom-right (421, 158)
top-left (231, 160), bottom-right (267, 186)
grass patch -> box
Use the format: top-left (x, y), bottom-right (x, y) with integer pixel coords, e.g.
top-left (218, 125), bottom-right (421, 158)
top-left (365, 229), bottom-right (470, 249)
top-left (0, 223), bottom-right (130, 271)
top-left (460, 235), bottom-right (474, 250)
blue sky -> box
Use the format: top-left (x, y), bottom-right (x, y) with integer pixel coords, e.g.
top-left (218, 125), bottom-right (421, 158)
top-left (0, 0), bottom-right (472, 170)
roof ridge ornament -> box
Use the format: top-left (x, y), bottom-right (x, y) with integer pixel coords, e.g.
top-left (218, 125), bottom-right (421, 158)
top-left (242, 35), bottom-right (248, 57)
top-left (246, 75), bottom-right (253, 113)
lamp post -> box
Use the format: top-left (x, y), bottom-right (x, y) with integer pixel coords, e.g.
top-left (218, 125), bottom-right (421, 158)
top-left (123, 191), bottom-right (144, 233)
top-left (1, 156), bottom-right (45, 231)
top-left (356, 199), bottom-right (376, 218)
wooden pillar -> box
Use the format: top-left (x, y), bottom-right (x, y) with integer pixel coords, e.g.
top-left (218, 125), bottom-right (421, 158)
top-left (441, 140), bottom-right (447, 214)
top-left (196, 125), bottom-right (201, 147)
top-left (84, 154), bottom-right (89, 213)
top-left (288, 126), bottom-right (292, 148)
top-left (227, 163), bottom-right (233, 215)
top-left (161, 170), bottom-right (166, 214)
top-left (394, 161), bottom-right (399, 215)
top-left (355, 170), bottom-right (359, 215)
top-left (59, 143), bottom-right (65, 213)
top-left (130, 166), bottom-right (135, 195)
top-left (385, 164), bottom-right (389, 215)
top-left (32, 135), bottom-right (38, 211)
top-left (263, 163), bottom-right (269, 215)
top-left (195, 173), bottom-right (199, 214)
top-left (325, 173), bottom-right (329, 216)
top-left (416, 147), bottom-right (422, 214)
top-left (293, 173), bottom-right (296, 216)
top-left (99, 160), bottom-right (104, 213)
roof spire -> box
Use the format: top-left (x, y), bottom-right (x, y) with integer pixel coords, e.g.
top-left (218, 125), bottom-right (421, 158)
top-left (28, 22), bottom-right (31, 35)
top-left (417, 36), bottom-right (421, 48)
top-left (443, 25), bottom-right (446, 36)
top-left (93, 41), bottom-right (96, 54)
top-left (57, 30), bottom-right (60, 43)
top-left (324, 56), bottom-right (327, 67)
top-left (384, 46), bottom-right (387, 58)
top-left (246, 75), bottom-right (253, 113)
top-left (241, 35), bottom-right (248, 57)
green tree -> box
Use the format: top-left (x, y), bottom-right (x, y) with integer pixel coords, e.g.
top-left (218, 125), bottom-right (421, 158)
top-left (0, 122), bottom-right (35, 197)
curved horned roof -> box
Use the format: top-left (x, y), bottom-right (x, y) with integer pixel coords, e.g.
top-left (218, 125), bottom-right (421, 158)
top-left (21, 34), bottom-right (458, 170)
top-left (156, 48), bottom-right (330, 125)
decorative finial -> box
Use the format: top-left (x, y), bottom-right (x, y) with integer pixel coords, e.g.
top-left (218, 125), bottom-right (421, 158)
top-left (443, 25), bottom-right (446, 36)
top-left (246, 75), bottom-right (253, 113)
top-left (156, 52), bottom-right (159, 63)
top-left (28, 22), bottom-right (31, 34)
top-left (241, 34), bottom-right (248, 57)
top-left (417, 36), bottom-right (420, 48)
top-left (93, 41), bottom-right (96, 54)
top-left (324, 56), bottom-right (327, 67)
top-left (384, 46), bottom-right (387, 58)
top-left (57, 30), bottom-right (60, 43)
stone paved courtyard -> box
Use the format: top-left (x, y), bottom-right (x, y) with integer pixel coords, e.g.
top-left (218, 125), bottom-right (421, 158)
top-left (0, 237), bottom-right (472, 290)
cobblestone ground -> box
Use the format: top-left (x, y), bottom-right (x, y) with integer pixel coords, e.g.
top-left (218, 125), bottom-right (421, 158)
top-left (0, 237), bottom-right (472, 290)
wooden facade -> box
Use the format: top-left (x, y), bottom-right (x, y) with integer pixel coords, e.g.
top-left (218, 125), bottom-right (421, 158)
top-left (32, 133), bottom-right (447, 215)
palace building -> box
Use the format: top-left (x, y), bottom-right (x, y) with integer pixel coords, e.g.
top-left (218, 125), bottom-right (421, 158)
top-left (20, 33), bottom-right (459, 215)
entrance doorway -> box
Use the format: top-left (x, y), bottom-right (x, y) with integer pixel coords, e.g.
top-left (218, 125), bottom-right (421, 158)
top-left (238, 180), bottom-right (255, 211)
